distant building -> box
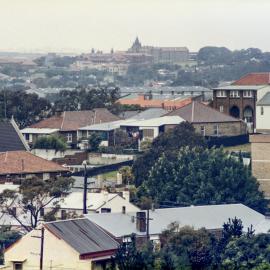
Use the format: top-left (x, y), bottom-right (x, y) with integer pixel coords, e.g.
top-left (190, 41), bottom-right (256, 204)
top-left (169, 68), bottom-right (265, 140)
top-left (0, 151), bottom-right (69, 182)
top-left (23, 109), bottom-right (120, 148)
top-left (165, 101), bottom-right (247, 137)
top-left (213, 72), bottom-right (270, 133)
top-left (128, 37), bottom-right (189, 64)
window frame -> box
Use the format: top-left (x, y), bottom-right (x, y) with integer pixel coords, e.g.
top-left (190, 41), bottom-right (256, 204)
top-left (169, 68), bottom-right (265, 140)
top-left (213, 125), bottom-right (219, 136)
top-left (243, 90), bottom-right (253, 98)
top-left (200, 126), bottom-right (206, 136)
top-left (67, 133), bottom-right (73, 143)
top-left (216, 90), bottom-right (227, 98)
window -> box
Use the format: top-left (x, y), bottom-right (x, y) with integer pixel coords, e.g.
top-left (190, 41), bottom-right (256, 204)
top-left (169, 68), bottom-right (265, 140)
top-left (219, 105), bottom-right (224, 113)
top-left (243, 90), bottom-right (253, 98)
top-left (67, 133), bottom-right (73, 143)
top-left (61, 210), bottom-right (67, 220)
top-left (200, 126), bottom-right (205, 136)
top-left (261, 106), bottom-right (264, 115)
top-left (13, 263), bottom-right (23, 270)
top-left (143, 129), bottom-right (154, 138)
top-left (216, 90), bottom-right (227, 97)
top-left (24, 134), bottom-right (29, 141)
top-left (230, 90), bottom-right (240, 98)
top-left (213, 125), bottom-right (219, 136)
top-left (101, 208), bottom-right (111, 213)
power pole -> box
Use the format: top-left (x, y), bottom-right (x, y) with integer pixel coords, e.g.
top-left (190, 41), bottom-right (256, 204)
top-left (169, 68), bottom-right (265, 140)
top-left (31, 227), bottom-right (45, 270)
top-left (146, 209), bottom-right (150, 240)
top-left (83, 161), bottom-right (88, 214)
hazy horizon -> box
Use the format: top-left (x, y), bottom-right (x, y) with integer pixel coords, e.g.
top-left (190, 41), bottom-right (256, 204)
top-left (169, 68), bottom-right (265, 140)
top-left (1, 0), bottom-right (270, 54)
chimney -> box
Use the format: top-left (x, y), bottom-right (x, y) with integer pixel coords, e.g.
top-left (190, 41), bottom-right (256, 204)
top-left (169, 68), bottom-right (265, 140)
top-left (122, 190), bottom-right (130, 202)
top-left (122, 206), bottom-right (126, 214)
top-left (136, 211), bottom-right (146, 233)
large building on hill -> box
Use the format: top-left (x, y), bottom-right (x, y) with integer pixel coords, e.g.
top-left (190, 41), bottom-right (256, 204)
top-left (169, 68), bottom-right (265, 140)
top-left (128, 37), bottom-right (189, 64)
top-left (213, 72), bottom-right (270, 133)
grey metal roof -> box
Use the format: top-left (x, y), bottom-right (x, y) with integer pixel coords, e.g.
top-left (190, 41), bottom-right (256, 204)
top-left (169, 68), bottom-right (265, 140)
top-left (0, 119), bottom-right (28, 152)
top-left (257, 92), bottom-right (270, 106)
top-left (45, 218), bottom-right (119, 255)
top-left (130, 108), bottom-right (168, 120)
top-left (86, 204), bottom-right (270, 237)
top-left (213, 85), bottom-right (265, 90)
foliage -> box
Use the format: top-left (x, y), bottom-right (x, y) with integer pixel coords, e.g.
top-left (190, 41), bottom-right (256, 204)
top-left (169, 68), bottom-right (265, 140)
top-left (119, 166), bottom-right (134, 185)
top-left (132, 122), bottom-right (205, 187)
top-left (0, 90), bottom-right (51, 128)
top-left (138, 146), bottom-right (268, 213)
top-left (33, 135), bottom-right (67, 151)
top-left (0, 176), bottom-right (74, 231)
top-left (88, 132), bottom-right (103, 152)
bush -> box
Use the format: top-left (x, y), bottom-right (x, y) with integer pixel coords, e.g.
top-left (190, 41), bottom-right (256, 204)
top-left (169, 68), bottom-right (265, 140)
top-left (33, 135), bottom-right (67, 151)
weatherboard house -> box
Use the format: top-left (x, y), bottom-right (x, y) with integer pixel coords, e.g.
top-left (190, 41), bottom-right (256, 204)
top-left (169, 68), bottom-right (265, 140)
top-left (3, 219), bottom-right (119, 270)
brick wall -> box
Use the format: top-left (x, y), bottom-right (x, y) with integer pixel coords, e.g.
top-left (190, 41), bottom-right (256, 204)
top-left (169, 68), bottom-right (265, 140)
top-left (250, 134), bottom-right (270, 198)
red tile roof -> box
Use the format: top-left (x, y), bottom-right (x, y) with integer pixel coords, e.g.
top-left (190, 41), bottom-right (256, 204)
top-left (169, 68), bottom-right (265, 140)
top-left (0, 151), bottom-right (69, 175)
top-left (30, 109), bottom-right (120, 131)
top-left (233, 73), bottom-right (270, 85)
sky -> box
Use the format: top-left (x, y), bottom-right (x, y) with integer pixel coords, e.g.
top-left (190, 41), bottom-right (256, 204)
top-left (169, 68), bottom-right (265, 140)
top-left (0, 0), bottom-right (270, 53)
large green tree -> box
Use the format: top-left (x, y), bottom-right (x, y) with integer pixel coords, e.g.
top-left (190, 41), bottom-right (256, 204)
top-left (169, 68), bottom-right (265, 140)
top-left (139, 146), bottom-right (267, 213)
top-left (132, 122), bottom-right (205, 187)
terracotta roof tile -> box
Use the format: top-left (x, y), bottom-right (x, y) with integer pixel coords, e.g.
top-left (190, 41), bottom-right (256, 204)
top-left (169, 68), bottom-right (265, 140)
top-left (30, 109), bottom-right (120, 131)
top-left (233, 73), bottom-right (270, 85)
top-left (0, 151), bottom-right (69, 175)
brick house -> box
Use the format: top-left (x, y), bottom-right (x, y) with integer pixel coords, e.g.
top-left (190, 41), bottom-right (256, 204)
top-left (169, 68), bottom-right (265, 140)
top-left (0, 151), bottom-right (69, 183)
top-left (22, 109), bottom-right (120, 148)
top-left (165, 101), bottom-right (247, 137)
top-left (212, 73), bottom-right (270, 132)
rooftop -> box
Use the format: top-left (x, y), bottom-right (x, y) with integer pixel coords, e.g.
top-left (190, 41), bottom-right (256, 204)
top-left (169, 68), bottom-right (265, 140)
top-left (257, 92), bottom-right (270, 106)
top-left (165, 101), bottom-right (242, 123)
top-left (21, 128), bottom-right (60, 134)
top-left (233, 72), bottom-right (270, 85)
top-left (44, 218), bottom-right (119, 256)
top-left (86, 204), bottom-right (270, 238)
top-left (0, 119), bottom-right (29, 152)
top-left (213, 85), bottom-right (264, 91)
top-left (0, 151), bottom-right (69, 175)
top-left (30, 109), bottom-right (120, 131)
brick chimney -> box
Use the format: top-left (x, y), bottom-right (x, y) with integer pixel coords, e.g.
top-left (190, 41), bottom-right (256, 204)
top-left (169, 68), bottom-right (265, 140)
top-left (136, 211), bottom-right (146, 232)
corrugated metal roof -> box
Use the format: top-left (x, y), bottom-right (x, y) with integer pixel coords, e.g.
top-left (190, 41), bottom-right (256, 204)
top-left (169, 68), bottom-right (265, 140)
top-left (45, 218), bottom-right (119, 255)
top-left (257, 92), bottom-right (270, 106)
top-left (86, 204), bottom-right (270, 237)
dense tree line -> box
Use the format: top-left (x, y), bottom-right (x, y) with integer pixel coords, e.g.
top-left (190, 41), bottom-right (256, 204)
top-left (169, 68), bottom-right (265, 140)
top-left (111, 218), bottom-right (270, 270)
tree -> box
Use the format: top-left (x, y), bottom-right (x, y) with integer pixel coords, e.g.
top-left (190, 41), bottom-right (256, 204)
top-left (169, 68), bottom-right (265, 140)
top-left (119, 166), bottom-right (134, 185)
top-left (88, 132), bottom-right (102, 152)
top-left (0, 176), bottom-right (74, 231)
top-left (33, 135), bottom-right (67, 152)
top-left (139, 146), bottom-right (268, 213)
top-left (132, 122), bottom-right (205, 187)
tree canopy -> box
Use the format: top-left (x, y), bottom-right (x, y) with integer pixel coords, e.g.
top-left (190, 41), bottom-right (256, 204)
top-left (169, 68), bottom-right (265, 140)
top-left (33, 135), bottom-right (67, 152)
top-left (138, 146), bottom-right (267, 214)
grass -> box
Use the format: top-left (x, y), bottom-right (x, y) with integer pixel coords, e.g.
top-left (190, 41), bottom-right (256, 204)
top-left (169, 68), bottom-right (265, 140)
top-left (224, 143), bottom-right (251, 153)
top-left (100, 170), bottom-right (118, 180)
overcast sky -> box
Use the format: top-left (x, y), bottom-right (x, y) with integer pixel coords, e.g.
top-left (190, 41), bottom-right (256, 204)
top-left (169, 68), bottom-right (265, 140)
top-left (0, 0), bottom-right (270, 53)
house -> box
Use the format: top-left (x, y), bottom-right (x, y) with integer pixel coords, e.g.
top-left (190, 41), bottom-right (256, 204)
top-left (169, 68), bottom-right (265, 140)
top-left (0, 151), bottom-right (69, 182)
top-left (212, 72), bottom-right (270, 132)
top-left (3, 218), bottom-right (119, 270)
top-left (250, 134), bottom-right (270, 198)
top-left (23, 109), bottom-right (120, 148)
top-left (44, 190), bottom-right (140, 219)
top-left (0, 118), bottom-right (29, 152)
top-left (117, 92), bottom-right (201, 110)
top-left (165, 101), bottom-right (247, 137)
top-left (256, 92), bottom-right (270, 133)
top-left (119, 116), bottom-right (184, 149)
top-left (20, 128), bottom-right (59, 147)
top-left (87, 204), bottom-right (270, 242)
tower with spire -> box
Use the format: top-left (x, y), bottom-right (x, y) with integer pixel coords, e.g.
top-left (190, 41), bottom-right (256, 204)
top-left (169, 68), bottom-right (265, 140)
top-left (129, 36), bottom-right (142, 53)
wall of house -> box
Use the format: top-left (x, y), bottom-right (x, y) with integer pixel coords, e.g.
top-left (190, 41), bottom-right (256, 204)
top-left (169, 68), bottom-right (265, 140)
top-left (250, 135), bottom-right (270, 199)
top-left (193, 121), bottom-right (247, 137)
top-left (0, 172), bottom-right (61, 183)
top-left (256, 105), bottom-right (270, 132)
top-left (31, 149), bottom-right (83, 161)
top-left (257, 86), bottom-right (270, 101)
top-left (4, 227), bottom-right (94, 270)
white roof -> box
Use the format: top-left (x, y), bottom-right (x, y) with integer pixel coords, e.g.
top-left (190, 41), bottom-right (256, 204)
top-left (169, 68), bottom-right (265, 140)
top-left (120, 116), bottom-right (184, 128)
top-left (21, 128), bottom-right (59, 134)
top-left (86, 204), bottom-right (270, 237)
top-left (0, 183), bottom-right (19, 194)
top-left (213, 85), bottom-right (266, 90)
top-left (79, 120), bottom-right (133, 132)
top-left (46, 191), bottom-right (121, 211)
